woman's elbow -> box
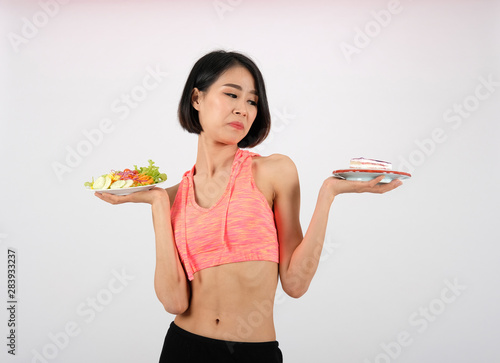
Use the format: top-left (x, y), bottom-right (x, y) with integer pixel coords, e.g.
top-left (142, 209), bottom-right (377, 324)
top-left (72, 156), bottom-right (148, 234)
top-left (282, 279), bottom-right (309, 299)
top-left (156, 287), bottom-right (190, 315)
top-left (285, 287), bottom-right (307, 299)
top-left (163, 299), bottom-right (189, 315)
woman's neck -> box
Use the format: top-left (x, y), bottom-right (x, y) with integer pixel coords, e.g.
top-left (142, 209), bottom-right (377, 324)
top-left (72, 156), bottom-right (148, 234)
top-left (195, 136), bottom-right (239, 178)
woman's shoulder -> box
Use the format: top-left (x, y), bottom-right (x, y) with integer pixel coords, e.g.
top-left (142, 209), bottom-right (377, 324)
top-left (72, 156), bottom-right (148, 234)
top-left (165, 183), bottom-right (181, 209)
top-left (251, 152), bottom-right (298, 186)
top-left (253, 152), bottom-right (296, 171)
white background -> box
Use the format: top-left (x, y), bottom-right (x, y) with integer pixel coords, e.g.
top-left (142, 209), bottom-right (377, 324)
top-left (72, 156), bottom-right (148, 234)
top-left (1, 0), bottom-right (499, 362)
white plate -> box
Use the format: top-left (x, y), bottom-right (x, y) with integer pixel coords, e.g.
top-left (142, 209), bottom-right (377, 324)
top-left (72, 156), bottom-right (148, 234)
top-left (332, 169), bottom-right (411, 183)
top-left (87, 181), bottom-right (167, 195)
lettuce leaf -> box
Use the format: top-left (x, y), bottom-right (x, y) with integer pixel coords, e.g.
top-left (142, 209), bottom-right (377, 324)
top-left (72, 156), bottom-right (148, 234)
top-left (134, 160), bottom-right (167, 183)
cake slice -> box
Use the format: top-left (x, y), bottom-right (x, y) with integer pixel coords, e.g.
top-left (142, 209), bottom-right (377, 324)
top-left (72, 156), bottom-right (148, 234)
top-left (349, 157), bottom-right (392, 171)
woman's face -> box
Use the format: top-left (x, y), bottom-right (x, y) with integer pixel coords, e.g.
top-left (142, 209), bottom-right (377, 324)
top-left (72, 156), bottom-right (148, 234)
top-left (192, 66), bottom-right (259, 145)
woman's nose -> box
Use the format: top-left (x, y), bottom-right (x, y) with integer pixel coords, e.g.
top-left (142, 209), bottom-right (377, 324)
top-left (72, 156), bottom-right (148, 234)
top-left (233, 101), bottom-right (247, 117)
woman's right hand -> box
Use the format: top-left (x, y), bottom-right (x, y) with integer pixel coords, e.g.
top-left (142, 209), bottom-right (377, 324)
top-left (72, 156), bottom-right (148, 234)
top-left (94, 187), bottom-right (169, 206)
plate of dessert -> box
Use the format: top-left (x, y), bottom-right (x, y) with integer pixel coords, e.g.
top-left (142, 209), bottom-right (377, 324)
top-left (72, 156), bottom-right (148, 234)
top-left (332, 157), bottom-right (411, 183)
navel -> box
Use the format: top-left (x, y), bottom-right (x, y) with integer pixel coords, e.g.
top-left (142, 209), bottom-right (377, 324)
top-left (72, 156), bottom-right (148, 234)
top-left (215, 318), bottom-right (220, 325)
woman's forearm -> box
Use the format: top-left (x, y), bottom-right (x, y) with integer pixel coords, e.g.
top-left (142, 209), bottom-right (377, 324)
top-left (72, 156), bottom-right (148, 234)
top-left (285, 181), bottom-right (334, 297)
top-left (151, 198), bottom-right (190, 314)
top-left (283, 174), bottom-right (401, 297)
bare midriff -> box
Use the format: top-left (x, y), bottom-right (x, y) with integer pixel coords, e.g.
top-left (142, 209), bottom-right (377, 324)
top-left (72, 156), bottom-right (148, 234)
top-left (174, 260), bottom-right (279, 342)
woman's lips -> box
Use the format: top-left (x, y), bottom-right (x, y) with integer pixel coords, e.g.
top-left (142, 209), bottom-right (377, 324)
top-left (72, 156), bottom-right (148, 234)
top-left (229, 122), bottom-right (244, 130)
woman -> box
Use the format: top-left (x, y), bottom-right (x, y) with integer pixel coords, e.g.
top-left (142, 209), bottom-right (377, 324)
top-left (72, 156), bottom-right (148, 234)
top-left (95, 50), bottom-right (402, 362)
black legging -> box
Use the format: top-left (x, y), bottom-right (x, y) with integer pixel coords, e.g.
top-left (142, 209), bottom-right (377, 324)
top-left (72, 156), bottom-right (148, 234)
top-left (159, 321), bottom-right (284, 363)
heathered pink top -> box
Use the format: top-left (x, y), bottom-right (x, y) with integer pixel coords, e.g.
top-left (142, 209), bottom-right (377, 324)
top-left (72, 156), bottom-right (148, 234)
top-left (170, 148), bottom-right (279, 281)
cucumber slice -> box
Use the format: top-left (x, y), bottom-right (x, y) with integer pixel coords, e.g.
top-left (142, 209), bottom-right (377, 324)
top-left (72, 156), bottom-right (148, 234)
top-left (92, 176), bottom-right (106, 189)
top-left (123, 180), bottom-right (134, 188)
top-left (110, 180), bottom-right (126, 189)
top-left (103, 176), bottom-right (112, 189)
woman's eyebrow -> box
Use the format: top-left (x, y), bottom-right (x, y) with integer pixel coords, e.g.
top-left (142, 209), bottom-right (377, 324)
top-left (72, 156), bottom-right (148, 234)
top-left (222, 83), bottom-right (258, 96)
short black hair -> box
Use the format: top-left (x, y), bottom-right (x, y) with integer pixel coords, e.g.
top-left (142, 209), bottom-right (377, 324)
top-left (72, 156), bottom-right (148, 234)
top-left (178, 50), bottom-right (271, 148)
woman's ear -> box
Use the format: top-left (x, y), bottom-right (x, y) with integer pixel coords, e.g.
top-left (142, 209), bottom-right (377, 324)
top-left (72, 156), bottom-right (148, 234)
top-left (191, 88), bottom-right (201, 111)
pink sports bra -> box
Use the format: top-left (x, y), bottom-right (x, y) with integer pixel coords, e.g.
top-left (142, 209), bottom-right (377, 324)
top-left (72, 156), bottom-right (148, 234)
top-left (170, 149), bottom-right (279, 281)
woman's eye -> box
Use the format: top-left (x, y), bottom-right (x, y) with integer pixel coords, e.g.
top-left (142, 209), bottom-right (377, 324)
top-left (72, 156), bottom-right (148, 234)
top-left (224, 93), bottom-right (257, 106)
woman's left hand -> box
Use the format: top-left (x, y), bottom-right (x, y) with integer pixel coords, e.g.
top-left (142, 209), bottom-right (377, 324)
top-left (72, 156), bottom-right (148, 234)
top-left (325, 175), bottom-right (402, 197)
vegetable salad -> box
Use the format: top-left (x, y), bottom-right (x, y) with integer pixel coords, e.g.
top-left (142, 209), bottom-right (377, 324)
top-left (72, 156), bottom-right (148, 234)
top-left (85, 160), bottom-right (167, 190)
